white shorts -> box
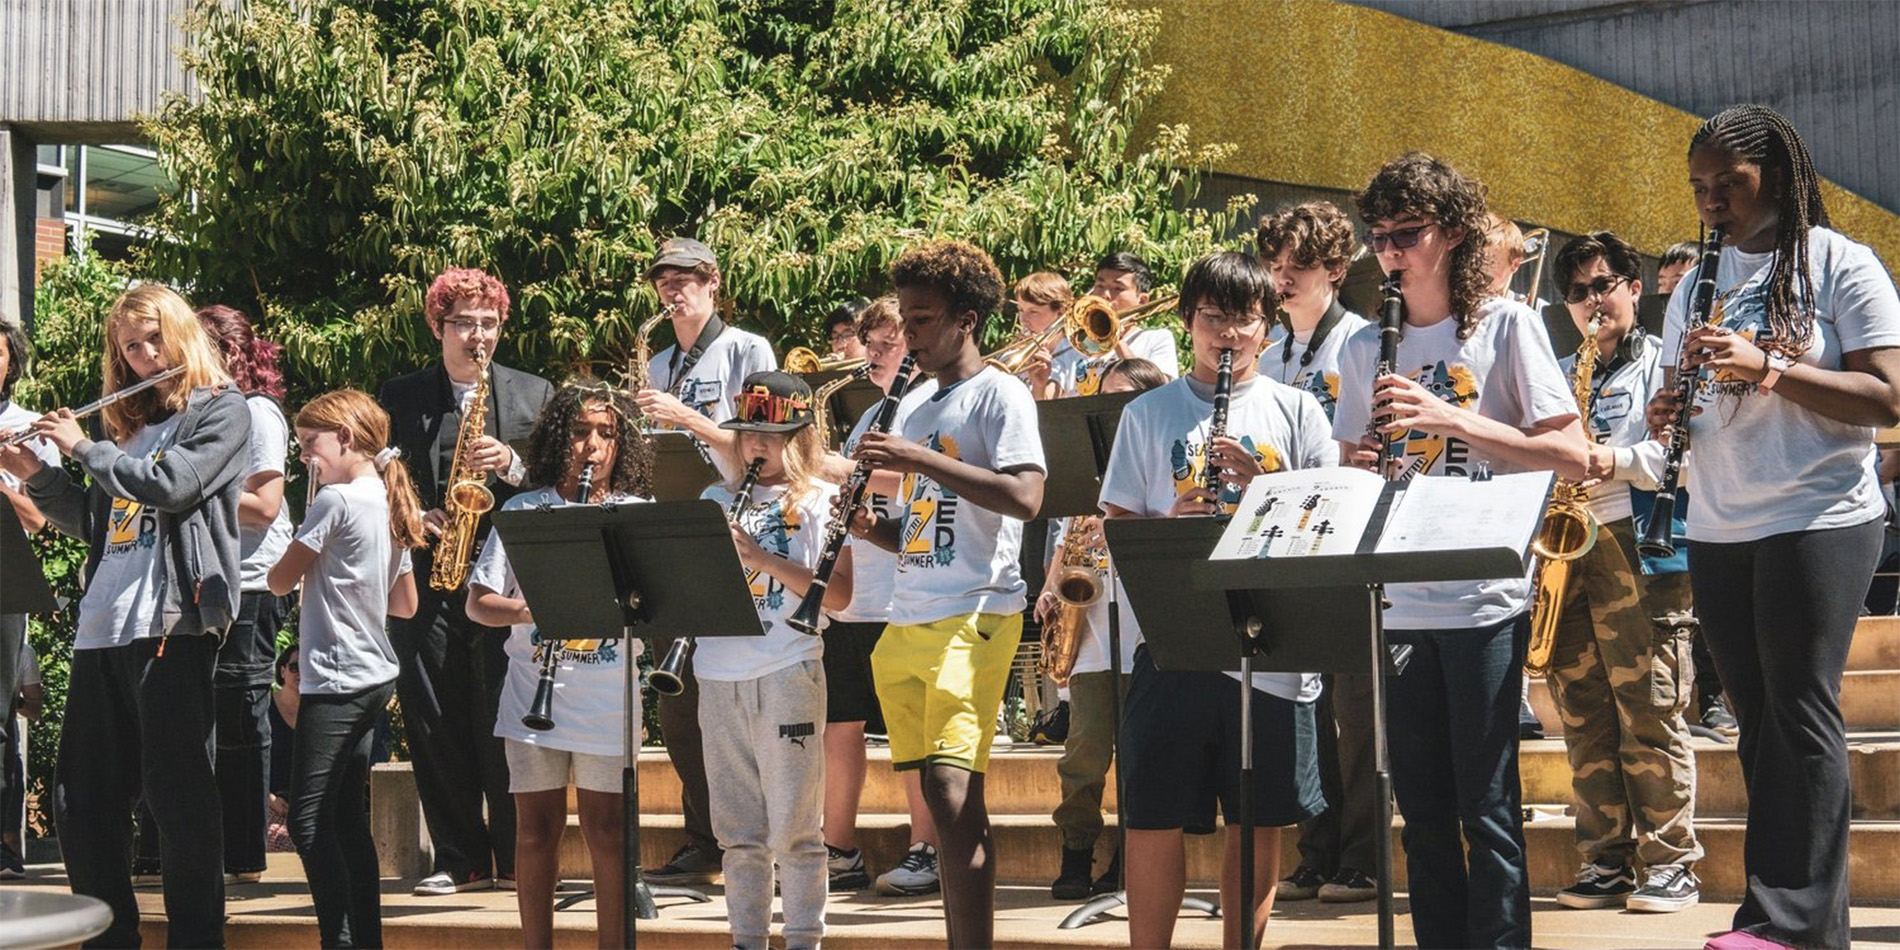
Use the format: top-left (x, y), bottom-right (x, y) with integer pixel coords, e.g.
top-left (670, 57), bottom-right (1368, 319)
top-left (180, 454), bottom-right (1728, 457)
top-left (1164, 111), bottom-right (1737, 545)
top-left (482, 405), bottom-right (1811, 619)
top-left (505, 740), bottom-right (626, 794)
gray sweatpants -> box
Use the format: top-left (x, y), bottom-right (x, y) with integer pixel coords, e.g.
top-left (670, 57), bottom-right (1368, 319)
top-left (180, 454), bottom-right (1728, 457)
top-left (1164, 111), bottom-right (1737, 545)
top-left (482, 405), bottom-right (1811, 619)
top-left (699, 659), bottom-right (828, 950)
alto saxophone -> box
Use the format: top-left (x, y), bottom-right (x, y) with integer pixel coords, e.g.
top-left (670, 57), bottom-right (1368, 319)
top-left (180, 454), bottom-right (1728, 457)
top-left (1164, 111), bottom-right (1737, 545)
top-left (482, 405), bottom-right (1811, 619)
top-left (1039, 515), bottom-right (1105, 689)
top-left (430, 349), bottom-right (497, 591)
top-left (1524, 312), bottom-right (1605, 676)
top-left (624, 303), bottom-right (678, 409)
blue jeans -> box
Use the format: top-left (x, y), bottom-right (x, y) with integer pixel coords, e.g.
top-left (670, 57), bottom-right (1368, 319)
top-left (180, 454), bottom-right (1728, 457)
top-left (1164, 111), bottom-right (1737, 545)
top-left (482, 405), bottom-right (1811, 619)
top-left (1385, 619), bottom-right (1531, 949)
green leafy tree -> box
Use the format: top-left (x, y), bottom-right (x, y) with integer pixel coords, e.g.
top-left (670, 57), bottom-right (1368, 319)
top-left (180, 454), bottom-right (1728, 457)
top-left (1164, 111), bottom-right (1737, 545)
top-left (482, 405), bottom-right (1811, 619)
top-left (143, 0), bottom-right (1242, 397)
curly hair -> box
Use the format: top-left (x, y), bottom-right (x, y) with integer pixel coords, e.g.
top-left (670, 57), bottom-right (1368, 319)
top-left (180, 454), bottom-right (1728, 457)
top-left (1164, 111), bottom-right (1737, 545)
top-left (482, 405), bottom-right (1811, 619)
top-left (856, 295), bottom-right (901, 344)
top-left (889, 240), bottom-right (1006, 335)
top-left (1256, 201), bottom-right (1356, 284)
top-left (197, 305), bottom-right (286, 400)
top-left (1553, 231), bottom-right (1644, 289)
top-left (1356, 152), bottom-right (1493, 340)
top-left (1690, 104), bottom-right (1829, 358)
top-left (522, 381), bottom-right (652, 500)
top-left (424, 268), bottom-right (511, 330)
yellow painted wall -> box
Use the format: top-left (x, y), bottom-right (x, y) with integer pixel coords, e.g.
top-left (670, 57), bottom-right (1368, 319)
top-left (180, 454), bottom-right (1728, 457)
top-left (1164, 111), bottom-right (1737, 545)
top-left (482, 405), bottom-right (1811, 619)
top-left (1144, 0), bottom-right (1900, 278)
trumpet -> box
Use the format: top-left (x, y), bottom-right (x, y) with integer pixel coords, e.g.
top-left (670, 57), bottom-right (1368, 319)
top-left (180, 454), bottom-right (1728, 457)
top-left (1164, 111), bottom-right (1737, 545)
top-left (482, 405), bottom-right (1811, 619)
top-left (784, 346), bottom-right (867, 374)
top-left (650, 457), bottom-right (765, 696)
top-left (2, 366), bottom-right (186, 447)
top-left (522, 462), bottom-right (597, 731)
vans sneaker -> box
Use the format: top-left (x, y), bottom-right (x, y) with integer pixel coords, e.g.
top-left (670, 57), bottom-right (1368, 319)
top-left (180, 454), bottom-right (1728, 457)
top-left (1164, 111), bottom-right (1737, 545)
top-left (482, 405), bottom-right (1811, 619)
top-left (1554, 860), bottom-right (1635, 909)
top-left (1628, 863), bottom-right (1699, 913)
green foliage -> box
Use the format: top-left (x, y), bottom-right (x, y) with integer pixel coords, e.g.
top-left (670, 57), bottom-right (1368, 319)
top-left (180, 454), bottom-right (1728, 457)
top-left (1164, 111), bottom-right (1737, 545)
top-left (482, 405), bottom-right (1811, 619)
top-left (143, 0), bottom-right (1244, 399)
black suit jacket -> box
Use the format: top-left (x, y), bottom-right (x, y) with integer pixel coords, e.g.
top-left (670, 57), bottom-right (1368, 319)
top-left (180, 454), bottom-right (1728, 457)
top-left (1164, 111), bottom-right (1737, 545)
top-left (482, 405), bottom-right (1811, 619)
top-left (376, 362), bottom-right (553, 583)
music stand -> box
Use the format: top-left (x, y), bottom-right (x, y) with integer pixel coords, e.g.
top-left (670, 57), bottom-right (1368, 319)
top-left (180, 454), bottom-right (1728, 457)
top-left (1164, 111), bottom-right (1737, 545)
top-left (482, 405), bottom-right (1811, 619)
top-left (647, 431), bottom-right (722, 502)
top-left (492, 499), bottom-right (765, 949)
top-left (1190, 476), bottom-right (1545, 950)
top-left (0, 500), bottom-right (55, 614)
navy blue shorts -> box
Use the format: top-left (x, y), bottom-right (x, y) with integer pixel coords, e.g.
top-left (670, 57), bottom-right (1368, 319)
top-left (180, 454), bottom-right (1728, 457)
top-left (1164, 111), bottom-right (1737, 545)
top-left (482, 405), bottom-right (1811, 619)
top-left (1119, 645), bottom-right (1325, 834)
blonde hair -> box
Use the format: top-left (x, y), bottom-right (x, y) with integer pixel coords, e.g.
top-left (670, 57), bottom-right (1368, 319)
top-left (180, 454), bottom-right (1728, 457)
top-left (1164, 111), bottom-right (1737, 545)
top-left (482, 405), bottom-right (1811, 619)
top-left (1013, 271), bottom-right (1074, 312)
top-left (101, 285), bottom-right (232, 441)
top-left (721, 424), bottom-right (827, 511)
top-left (293, 389), bottom-right (428, 550)
top-left (1484, 214), bottom-right (1526, 267)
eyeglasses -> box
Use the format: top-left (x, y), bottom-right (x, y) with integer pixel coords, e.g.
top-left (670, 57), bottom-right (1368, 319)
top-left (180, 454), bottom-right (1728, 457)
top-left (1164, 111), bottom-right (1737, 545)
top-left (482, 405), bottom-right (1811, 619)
top-left (444, 318), bottom-right (502, 337)
top-left (1192, 307), bottom-right (1267, 330)
top-left (735, 388), bottom-right (812, 425)
top-left (828, 327), bottom-right (858, 344)
top-left (1365, 224), bottom-right (1433, 254)
top-left (1563, 274), bottom-right (1632, 305)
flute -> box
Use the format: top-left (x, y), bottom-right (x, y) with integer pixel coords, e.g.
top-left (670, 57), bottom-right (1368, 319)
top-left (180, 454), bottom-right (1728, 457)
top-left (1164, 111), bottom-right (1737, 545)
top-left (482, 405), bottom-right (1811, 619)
top-left (2, 366), bottom-right (186, 447)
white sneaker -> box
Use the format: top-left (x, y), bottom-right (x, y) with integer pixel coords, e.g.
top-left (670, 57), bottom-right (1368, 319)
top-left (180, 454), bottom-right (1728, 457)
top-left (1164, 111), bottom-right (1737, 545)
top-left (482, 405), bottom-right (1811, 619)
top-left (874, 842), bottom-right (940, 896)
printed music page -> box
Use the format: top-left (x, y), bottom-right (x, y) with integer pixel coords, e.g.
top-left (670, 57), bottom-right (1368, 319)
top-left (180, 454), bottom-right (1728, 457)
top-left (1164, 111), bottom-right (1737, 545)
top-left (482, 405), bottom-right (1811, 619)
top-left (1375, 471), bottom-right (1554, 555)
top-left (1212, 467), bottom-right (1386, 560)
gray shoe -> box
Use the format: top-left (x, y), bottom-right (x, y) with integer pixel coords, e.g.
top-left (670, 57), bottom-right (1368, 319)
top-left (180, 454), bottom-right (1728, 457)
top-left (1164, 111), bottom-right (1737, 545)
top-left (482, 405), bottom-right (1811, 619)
top-left (646, 843), bottom-right (724, 886)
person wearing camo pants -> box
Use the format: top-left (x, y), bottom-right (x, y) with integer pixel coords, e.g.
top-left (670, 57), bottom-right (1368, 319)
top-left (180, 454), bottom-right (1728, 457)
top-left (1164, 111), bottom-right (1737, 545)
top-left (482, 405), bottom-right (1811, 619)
top-left (1544, 232), bottom-right (1704, 914)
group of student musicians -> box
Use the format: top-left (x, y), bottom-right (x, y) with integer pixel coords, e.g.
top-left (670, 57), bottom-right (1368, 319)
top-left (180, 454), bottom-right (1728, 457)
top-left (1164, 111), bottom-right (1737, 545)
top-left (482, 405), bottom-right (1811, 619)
top-left (3, 103), bottom-right (1897, 950)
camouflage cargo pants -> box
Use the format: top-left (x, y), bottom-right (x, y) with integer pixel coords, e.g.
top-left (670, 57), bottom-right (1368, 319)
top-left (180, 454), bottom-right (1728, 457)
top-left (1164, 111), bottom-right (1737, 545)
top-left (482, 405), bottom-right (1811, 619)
top-left (1546, 516), bottom-right (1704, 868)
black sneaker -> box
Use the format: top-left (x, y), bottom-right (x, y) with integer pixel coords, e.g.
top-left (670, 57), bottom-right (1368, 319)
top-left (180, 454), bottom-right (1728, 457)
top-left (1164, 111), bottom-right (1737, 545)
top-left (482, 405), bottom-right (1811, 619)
top-left (1554, 860), bottom-right (1635, 909)
top-left (1700, 695), bottom-right (1740, 738)
top-left (1030, 702), bottom-right (1071, 745)
top-left (826, 844), bottom-right (870, 891)
top-left (0, 842), bottom-right (24, 880)
top-left (1278, 863), bottom-right (1328, 901)
top-left (1090, 850), bottom-right (1122, 895)
top-left (1627, 863), bottom-right (1699, 913)
top-left (1319, 867), bottom-right (1378, 903)
top-left (1051, 846), bottom-right (1093, 900)
top-left (1519, 694), bottom-right (1546, 740)
top-left (646, 843), bottom-right (724, 886)
top-left (131, 856), bottom-right (163, 888)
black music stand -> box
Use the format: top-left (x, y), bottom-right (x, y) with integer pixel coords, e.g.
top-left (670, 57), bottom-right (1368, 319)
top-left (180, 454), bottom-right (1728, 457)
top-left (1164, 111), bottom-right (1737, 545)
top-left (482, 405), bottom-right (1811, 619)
top-left (0, 501), bottom-right (56, 614)
top-left (492, 499), bottom-right (764, 949)
top-left (1190, 475), bottom-right (1547, 950)
top-left (647, 431), bottom-right (722, 501)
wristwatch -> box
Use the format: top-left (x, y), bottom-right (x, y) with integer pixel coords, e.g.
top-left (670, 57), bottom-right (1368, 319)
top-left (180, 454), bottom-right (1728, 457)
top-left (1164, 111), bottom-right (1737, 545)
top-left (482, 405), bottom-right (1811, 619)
top-left (1759, 352), bottom-right (1793, 394)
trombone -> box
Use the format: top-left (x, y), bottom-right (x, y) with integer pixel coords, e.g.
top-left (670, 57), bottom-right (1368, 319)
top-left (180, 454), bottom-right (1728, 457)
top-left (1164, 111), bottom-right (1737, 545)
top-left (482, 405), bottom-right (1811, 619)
top-left (983, 294), bottom-right (1181, 374)
top-left (784, 346), bottom-right (866, 374)
top-left (1520, 227), bottom-right (1551, 307)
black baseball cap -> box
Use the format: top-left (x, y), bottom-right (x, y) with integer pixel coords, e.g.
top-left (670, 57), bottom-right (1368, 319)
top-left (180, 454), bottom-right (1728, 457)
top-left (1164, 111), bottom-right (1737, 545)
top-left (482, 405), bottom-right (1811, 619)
top-left (720, 371), bottom-right (816, 434)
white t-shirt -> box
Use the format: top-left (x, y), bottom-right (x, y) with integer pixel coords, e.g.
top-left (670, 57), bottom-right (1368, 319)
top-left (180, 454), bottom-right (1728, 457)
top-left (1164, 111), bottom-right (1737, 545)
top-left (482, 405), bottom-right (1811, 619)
top-left (833, 379), bottom-right (938, 624)
top-left (647, 325), bottom-right (778, 425)
top-left (1099, 374), bottom-right (1332, 701)
top-left (1331, 298), bottom-right (1579, 630)
top-left (1257, 307), bottom-right (1370, 424)
top-left (239, 397), bottom-right (295, 592)
top-left (1558, 331), bottom-right (1667, 525)
top-left (694, 478), bottom-right (839, 680)
top-left (1661, 226), bottom-right (1900, 543)
top-left (74, 416), bottom-right (182, 650)
top-left (293, 476), bottom-right (410, 694)
top-left (472, 486), bottom-right (645, 757)
top-left (1051, 326), bottom-right (1181, 396)
top-left (0, 401), bottom-right (59, 490)
top-left (888, 367), bottom-right (1047, 625)
top-left (1046, 516), bottom-right (1139, 676)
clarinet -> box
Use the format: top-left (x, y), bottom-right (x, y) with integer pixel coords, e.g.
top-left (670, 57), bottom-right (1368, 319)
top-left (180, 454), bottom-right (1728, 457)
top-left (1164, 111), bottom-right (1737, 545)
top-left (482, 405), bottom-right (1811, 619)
top-left (1638, 226), bottom-right (1726, 559)
top-left (787, 354), bottom-right (920, 635)
top-left (1202, 348), bottom-right (1235, 512)
top-left (649, 457), bottom-right (765, 696)
top-left (521, 462), bottom-right (596, 732)
top-left (1372, 271), bottom-right (1406, 480)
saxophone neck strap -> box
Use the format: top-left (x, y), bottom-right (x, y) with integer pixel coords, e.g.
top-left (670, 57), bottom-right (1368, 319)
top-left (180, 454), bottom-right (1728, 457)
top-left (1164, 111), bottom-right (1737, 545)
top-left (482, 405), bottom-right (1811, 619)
top-left (668, 313), bottom-right (729, 396)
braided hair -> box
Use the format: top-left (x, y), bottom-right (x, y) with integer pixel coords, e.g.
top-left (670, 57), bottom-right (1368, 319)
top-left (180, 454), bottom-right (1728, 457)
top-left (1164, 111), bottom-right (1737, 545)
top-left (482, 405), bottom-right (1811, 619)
top-left (1689, 104), bottom-right (1829, 357)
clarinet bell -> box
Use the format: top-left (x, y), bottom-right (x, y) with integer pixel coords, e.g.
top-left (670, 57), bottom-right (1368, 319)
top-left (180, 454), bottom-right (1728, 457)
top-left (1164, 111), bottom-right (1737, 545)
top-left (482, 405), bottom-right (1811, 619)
top-left (521, 675), bottom-right (557, 732)
top-left (649, 638), bottom-right (692, 697)
top-left (786, 590), bottom-right (825, 637)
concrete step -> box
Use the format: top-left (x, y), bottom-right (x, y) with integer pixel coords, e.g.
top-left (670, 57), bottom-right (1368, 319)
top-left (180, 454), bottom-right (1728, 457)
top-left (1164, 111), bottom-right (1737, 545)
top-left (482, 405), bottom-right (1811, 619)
top-left (1518, 736), bottom-right (1900, 820)
top-left (591, 812), bottom-right (1900, 903)
top-left (1529, 670), bottom-right (1900, 738)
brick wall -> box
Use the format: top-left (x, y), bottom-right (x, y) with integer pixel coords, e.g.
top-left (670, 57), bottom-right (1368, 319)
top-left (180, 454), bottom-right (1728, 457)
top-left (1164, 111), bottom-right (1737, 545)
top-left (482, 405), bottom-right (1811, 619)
top-left (34, 217), bottom-right (64, 276)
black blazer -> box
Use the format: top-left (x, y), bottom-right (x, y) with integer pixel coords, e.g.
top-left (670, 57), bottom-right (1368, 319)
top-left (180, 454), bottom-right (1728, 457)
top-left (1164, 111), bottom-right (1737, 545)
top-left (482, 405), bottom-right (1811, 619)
top-left (376, 362), bottom-right (553, 572)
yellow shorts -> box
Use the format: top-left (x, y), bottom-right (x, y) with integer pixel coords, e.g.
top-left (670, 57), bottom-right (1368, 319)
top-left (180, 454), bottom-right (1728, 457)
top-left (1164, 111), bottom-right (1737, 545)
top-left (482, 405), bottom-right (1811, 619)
top-left (872, 612), bottom-right (1024, 773)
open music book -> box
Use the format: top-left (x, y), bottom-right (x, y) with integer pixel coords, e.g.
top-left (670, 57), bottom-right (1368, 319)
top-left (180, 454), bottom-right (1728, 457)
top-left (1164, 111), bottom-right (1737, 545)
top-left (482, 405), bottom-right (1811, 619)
top-left (1211, 467), bottom-right (1555, 562)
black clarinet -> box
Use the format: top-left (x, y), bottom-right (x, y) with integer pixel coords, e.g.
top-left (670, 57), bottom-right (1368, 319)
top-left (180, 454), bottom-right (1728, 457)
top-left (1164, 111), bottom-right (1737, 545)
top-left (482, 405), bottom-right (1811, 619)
top-left (649, 457), bottom-right (765, 696)
top-left (1201, 348), bottom-right (1235, 516)
top-left (521, 461), bottom-right (596, 731)
top-left (1373, 271), bottom-right (1406, 480)
top-left (787, 354), bottom-right (919, 636)
top-left (1638, 226), bottom-right (1726, 559)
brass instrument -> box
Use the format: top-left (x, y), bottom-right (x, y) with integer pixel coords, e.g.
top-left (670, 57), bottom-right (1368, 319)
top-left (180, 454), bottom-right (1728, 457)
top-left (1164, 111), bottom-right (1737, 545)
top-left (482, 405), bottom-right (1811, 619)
top-left (784, 346), bottom-right (867, 374)
top-left (522, 462), bottom-right (598, 731)
top-left (787, 347), bottom-right (874, 447)
top-left (983, 314), bottom-right (1074, 375)
top-left (1524, 312), bottom-right (1605, 676)
top-left (1067, 294), bottom-right (1181, 358)
top-left (1520, 227), bottom-right (1551, 307)
top-left (650, 457), bottom-right (764, 696)
top-left (429, 349), bottom-right (496, 592)
top-left (624, 303), bottom-right (678, 402)
top-left (1038, 516), bottom-right (1104, 689)
top-left (1, 366), bottom-right (185, 447)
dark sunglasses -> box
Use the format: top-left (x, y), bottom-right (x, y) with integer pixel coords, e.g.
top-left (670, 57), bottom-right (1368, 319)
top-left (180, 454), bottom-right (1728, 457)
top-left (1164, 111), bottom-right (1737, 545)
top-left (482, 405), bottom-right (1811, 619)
top-left (1365, 224), bottom-right (1432, 253)
top-left (735, 389), bottom-right (812, 425)
top-left (1563, 274), bottom-right (1632, 305)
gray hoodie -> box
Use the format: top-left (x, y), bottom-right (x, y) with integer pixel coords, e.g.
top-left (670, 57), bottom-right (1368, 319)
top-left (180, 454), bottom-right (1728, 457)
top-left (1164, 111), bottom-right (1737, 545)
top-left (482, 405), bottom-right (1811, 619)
top-left (26, 385), bottom-right (251, 640)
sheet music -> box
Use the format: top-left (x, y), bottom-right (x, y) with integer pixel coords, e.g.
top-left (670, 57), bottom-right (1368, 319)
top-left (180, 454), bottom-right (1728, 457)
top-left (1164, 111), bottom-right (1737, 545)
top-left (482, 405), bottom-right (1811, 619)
top-left (1211, 467), bottom-right (1386, 560)
top-left (1375, 471), bottom-right (1554, 555)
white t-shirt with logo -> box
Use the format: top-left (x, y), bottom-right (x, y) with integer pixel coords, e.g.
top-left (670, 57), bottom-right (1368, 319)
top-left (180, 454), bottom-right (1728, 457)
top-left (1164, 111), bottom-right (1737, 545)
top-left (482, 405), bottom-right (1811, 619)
top-left (1258, 308), bottom-right (1370, 424)
top-left (74, 415), bottom-right (182, 650)
top-left (472, 486), bottom-right (645, 757)
top-left (888, 367), bottom-right (1047, 625)
top-left (239, 396), bottom-right (296, 592)
top-left (1559, 332), bottom-right (1666, 525)
top-left (695, 479), bottom-right (839, 680)
top-left (1099, 374), bottom-right (1332, 701)
top-left (647, 326), bottom-right (778, 425)
top-left (1661, 226), bottom-right (1900, 543)
top-left (1331, 298), bottom-right (1579, 630)
top-left (1051, 326), bottom-right (1181, 397)
top-left (293, 476), bottom-right (411, 694)
top-left (0, 401), bottom-right (60, 491)
top-left (833, 379), bottom-right (938, 624)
